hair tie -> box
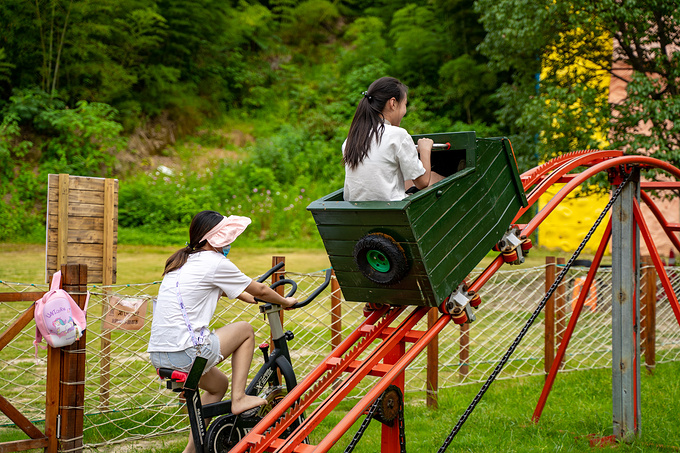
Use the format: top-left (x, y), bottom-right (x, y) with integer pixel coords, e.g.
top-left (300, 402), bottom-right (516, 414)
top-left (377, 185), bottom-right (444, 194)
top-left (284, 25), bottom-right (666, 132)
top-left (185, 242), bottom-right (194, 251)
top-left (362, 91), bottom-right (372, 101)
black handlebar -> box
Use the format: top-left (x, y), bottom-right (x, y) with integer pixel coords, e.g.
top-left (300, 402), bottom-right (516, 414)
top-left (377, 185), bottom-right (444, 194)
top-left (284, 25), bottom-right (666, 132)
top-left (254, 265), bottom-right (333, 310)
top-left (256, 261), bottom-right (285, 283)
top-left (268, 278), bottom-right (298, 298)
top-left (290, 268), bottom-right (332, 309)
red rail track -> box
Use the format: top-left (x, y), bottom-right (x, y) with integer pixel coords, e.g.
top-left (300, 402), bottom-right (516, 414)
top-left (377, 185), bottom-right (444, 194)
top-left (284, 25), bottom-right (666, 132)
top-left (231, 151), bottom-right (680, 452)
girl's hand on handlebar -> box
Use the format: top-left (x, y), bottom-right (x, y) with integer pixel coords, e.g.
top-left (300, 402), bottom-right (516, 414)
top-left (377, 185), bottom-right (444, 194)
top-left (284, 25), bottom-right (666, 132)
top-left (417, 137), bottom-right (434, 155)
top-left (282, 297), bottom-right (298, 309)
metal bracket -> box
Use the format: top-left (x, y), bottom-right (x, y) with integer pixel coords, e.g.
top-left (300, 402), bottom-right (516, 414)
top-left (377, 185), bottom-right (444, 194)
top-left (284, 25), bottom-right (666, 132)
top-left (445, 282), bottom-right (477, 323)
top-left (496, 225), bottom-right (526, 265)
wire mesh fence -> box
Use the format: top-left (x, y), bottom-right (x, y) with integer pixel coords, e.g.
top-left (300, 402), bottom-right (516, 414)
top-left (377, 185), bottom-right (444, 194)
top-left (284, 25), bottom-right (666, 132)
top-left (1, 262), bottom-right (679, 450)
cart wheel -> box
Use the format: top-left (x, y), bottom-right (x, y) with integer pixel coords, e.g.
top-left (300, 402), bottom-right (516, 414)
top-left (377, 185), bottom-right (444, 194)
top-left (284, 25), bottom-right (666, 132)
top-left (439, 298), bottom-right (452, 315)
top-left (451, 309), bottom-right (468, 325)
top-left (521, 236), bottom-right (533, 252)
top-left (363, 302), bottom-right (386, 315)
top-left (469, 292), bottom-right (482, 308)
top-left (354, 233), bottom-right (409, 285)
top-left (502, 250), bottom-right (518, 263)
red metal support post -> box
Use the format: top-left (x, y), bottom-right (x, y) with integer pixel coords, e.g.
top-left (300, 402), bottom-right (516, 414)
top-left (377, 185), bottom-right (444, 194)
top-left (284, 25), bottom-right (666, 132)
top-left (533, 219), bottom-right (612, 423)
top-left (426, 308), bottom-right (439, 409)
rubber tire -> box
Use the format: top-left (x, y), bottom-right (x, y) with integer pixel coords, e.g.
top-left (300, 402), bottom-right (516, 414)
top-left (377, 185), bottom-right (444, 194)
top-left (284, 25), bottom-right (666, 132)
top-left (206, 414), bottom-right (246, 453)
top-left (353, 233), bottom-right (409, 285)
top-left (452, 309), bottom-right (468, 325)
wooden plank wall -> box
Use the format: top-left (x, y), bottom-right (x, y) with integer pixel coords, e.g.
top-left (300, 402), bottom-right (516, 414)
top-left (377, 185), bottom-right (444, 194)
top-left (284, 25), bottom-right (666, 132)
top-left (46, 174), bottom-right (118, 284)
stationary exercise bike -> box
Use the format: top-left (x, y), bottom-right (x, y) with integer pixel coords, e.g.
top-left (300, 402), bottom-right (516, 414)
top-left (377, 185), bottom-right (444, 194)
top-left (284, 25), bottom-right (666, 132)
top-left (156, 262), bottom-right (332, 453)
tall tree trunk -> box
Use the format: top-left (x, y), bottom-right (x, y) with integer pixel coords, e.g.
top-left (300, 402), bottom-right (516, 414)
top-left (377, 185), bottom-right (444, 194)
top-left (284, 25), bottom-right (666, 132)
top-left (51, 0), bottom-right (72, 96)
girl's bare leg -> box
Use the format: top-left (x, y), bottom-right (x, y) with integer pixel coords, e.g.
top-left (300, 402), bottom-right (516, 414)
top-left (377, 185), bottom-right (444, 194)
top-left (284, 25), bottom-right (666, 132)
top-left (214, 322), bottom-right (266, 415)
top-left (405, 171), bottom-right (445, 191)
top-left (429, 171), bottom-right (445, 184)
top-left (182, 322), bottom-right (265, 453)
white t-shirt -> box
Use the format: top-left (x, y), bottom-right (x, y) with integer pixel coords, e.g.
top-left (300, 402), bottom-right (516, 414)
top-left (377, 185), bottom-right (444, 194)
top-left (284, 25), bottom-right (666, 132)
top-left (343, 121), bottom-right (426, 201)
top-left (147, 251), bottom-right (253, 352)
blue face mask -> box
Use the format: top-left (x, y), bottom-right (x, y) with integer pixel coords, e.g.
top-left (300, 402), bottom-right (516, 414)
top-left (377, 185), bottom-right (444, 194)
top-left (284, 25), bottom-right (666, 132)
top-left (222, 245), bottom-right (231, 258)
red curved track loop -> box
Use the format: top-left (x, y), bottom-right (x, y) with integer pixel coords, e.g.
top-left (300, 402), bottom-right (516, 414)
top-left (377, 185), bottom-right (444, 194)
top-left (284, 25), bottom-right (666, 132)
top-left (521, 149), bottom-right (624, 192)
top-left (469, 154), bottom-right (680, 295)
top-left (230, 152), bottom-right (680, 453)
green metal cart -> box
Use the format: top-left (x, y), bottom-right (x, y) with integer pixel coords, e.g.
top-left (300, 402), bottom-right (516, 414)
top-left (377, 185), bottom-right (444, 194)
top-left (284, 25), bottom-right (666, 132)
top-left (307, 131), bottom-right (528, 309)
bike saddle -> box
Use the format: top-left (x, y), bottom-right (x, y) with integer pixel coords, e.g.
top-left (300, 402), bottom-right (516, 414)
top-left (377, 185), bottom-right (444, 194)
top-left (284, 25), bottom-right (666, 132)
top-left (156, 357), bottom-right (207, 391)
top-left (157, 368), bottom-right (188, 381)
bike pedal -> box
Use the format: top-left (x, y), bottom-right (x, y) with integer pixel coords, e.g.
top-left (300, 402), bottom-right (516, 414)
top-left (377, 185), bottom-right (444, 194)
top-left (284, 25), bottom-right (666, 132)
top-left (238, 406), bottom-right (262, 419)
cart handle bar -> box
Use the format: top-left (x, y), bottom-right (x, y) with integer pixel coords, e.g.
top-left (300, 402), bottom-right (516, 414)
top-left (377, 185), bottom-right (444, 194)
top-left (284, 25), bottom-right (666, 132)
top-left (415, 142), bottom-right (451, 151)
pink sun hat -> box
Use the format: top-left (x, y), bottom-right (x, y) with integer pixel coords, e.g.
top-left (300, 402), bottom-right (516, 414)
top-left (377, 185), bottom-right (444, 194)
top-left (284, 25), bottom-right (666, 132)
top-left (201, 215), bottom-right (251, 248)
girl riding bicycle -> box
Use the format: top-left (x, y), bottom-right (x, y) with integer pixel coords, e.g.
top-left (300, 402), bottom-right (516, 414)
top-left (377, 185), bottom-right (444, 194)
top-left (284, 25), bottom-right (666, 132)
top-left (148, 210), bottom-right (298, 453)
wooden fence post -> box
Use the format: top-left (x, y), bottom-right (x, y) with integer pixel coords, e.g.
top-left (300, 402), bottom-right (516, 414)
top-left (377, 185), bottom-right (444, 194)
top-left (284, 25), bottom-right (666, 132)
top-left (272, 257), bottom-right (285, 383)
top-left (56, 174), bottom-right (69, 270)
top-left (330, 271), bottom-right (342, 350)
top-left (45, 328), bottom-right (61, 453)
top-left (545, 257), bottom-right (556, 377)
top-left (640, 256), bottom-right (656, 374)
top-left (99, 178), bottom-right (116, 409)
top-left (459, 323), bottom-right (469, 380)
top-left (59, 264), bottom-right (87, 453)
top-left (426, 308), bottom-right (439, 408)
top-left (556, 257), bottom-right (566, 369)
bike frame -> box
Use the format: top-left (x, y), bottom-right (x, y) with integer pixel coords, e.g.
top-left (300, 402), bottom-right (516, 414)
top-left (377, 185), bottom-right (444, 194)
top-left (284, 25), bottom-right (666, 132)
top-left (246, 303), bottom-right (297, 396)
top-left (160, 265), bottom-right (331, 453)
top-left (180, 301), bottom-right (298, 452)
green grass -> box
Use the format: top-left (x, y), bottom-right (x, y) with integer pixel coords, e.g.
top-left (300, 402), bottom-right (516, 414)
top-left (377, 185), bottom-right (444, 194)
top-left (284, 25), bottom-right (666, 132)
top-left (310, 362), bottom-right (680, 453)
top-left (0, 243), bottom-right (332, 285)
top-left (0, 243), bottom-right (651, 453)
top-left (0, 241), bottom-right (587, 287)
top-left (3, 363), bottom-right (678, 452)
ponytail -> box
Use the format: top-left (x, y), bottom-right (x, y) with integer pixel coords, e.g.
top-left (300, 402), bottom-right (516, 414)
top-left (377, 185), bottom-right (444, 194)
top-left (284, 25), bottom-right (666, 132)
top-left (163, 210), bottom-right (223, 275)
top-left (163, 244), bottom-right (202, 275)
top-left (344, 77), bottom-right (408, 170)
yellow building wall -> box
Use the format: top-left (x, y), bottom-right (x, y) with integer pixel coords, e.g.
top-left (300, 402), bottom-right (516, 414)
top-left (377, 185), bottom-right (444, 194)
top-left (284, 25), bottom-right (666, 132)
top-left (537, 32), bottom-right (612, 253)
top-left (537, 185), bottom-right (610, 254)
top-left (537, 33), bottom-right (679, 257)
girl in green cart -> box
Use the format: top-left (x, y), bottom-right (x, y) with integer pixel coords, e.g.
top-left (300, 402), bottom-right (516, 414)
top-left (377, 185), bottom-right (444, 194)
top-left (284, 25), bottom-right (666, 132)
top-left (343, 76), bottom-right (444, 201)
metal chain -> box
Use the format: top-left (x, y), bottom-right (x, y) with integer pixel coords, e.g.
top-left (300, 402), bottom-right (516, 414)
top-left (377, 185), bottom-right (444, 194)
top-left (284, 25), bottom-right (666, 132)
top-left (398, 397), bottom-right (406, 453)
top-left (438, 169), bottom-right (635, 452)
top-left (344, 387), bottom-right (407, 453)
top-left (344, 397), bottom-right (381, 453)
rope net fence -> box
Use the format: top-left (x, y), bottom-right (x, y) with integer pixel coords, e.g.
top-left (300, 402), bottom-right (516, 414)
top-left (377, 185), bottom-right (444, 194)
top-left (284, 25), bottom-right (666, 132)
top-left (0, 263), bottom-right (678, 449)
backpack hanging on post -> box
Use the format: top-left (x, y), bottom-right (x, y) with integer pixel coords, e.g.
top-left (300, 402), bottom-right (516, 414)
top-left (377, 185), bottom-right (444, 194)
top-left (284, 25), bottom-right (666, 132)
top-left (34, 270), bottom-right (89, 357)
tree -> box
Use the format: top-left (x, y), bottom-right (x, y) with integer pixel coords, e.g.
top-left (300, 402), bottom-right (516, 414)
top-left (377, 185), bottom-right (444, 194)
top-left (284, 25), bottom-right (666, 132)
top-left (389, 4), bottom-right (444, 85)
top-left (476, 0), bottom-right (680, 169)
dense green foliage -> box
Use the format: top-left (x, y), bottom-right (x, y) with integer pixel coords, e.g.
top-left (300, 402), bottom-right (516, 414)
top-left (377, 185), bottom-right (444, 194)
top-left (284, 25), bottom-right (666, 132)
top-left (1, 0), bottom-right (504, 243)
top-left (476, 0), bottom-right (680, 167)
top-left (1, 0), bottom-right (676, 244)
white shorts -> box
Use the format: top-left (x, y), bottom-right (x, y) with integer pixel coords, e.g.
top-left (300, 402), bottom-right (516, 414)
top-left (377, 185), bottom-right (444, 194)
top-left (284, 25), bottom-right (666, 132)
top-left (149, 332), bottom-right (223, 375)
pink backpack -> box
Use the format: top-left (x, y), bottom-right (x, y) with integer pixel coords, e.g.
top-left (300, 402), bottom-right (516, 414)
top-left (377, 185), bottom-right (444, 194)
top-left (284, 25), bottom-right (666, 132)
top-left (34, 271), bottom-right (89, 356)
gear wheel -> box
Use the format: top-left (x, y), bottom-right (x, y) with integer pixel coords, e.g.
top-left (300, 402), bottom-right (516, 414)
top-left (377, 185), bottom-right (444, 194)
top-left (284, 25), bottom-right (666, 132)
top-left (374, 385), bottom-right (403, 427)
